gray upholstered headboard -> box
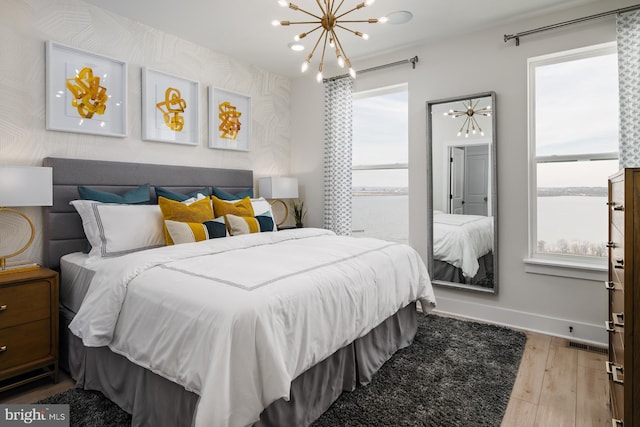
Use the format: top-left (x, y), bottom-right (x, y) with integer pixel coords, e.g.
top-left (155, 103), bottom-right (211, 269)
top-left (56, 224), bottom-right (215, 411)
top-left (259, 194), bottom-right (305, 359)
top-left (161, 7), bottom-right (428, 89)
top-left (42, 157), bottom-right (253, 270)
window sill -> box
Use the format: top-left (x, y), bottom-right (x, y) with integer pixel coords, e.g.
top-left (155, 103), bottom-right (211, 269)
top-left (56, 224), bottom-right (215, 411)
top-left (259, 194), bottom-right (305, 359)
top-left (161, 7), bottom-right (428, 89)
top-left (523, 257), bottom-right (607, 282)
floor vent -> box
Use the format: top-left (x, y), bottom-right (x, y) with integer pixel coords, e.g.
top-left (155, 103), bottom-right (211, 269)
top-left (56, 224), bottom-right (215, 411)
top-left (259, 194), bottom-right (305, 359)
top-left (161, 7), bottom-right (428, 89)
top-left (568, 341), bottom-right (608, 355)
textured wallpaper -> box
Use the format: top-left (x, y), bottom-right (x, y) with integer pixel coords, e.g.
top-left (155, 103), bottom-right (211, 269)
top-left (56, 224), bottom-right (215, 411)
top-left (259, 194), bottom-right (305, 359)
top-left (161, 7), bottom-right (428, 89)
top-left (0, 0), bottom-right (292, 264)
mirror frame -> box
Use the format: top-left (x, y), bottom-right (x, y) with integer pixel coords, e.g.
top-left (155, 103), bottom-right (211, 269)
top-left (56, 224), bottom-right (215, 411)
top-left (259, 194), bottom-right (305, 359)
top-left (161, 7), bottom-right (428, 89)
top-left (426, 91), bottom-right (498, 293)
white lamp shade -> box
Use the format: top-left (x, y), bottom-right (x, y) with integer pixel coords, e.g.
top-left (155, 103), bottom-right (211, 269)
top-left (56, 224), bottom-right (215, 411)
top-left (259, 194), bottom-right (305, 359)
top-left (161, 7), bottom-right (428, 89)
top-left (259, 176), bottom-right (299, 199)
top-left (0, 166), bottom-right (53, 207)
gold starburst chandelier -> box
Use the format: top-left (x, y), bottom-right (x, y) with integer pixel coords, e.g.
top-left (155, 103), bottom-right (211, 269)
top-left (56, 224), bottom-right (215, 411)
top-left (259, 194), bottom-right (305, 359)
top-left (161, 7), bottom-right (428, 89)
top-left (273, 0), bottom-right (384, 82)
top-left (444, 99), bottom-right (492, 138)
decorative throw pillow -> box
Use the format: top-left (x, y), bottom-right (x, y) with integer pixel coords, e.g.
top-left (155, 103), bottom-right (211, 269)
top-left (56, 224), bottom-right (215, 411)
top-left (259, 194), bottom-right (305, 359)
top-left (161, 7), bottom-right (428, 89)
top-left (164, 217), bottom-right (228, 244)
top-left (78, 184), bottom-right (150, 204)
top-left (212, 187), bottom-right (253, 201)
top-left (70, 200), bottom-right (165, 257)
top-left (225, 213), bottom-right (275, 236)
top-left (211, 196), bottom-right (255, 218)
top-left (158, 196), bottom-right (215, 245)
top-left (155, 186), bottom-right (212, 202)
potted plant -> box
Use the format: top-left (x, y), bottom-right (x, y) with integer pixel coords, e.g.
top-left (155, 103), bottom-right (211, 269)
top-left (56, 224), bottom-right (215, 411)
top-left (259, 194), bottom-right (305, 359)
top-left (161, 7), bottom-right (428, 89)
top-left (290, 199), bottom-right (307, 228)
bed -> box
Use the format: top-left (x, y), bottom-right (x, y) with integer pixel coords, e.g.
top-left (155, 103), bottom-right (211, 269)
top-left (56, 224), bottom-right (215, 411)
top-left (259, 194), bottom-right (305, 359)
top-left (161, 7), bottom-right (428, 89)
top-left (432, 211), bottom-right (494, 287)
top-left (42, 157), bottom-right (436, 427)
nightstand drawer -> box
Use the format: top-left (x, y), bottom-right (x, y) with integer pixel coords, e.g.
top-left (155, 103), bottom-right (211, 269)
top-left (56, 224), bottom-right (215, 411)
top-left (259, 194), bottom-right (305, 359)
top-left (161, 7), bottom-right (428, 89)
top-left (0, 280), bottom-right (51, 329)
top-left (0, 319), bottom-right (52, 372)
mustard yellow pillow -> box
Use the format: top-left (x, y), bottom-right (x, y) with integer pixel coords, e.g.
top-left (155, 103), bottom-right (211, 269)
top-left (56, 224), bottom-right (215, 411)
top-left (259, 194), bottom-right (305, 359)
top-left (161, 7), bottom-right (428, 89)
top-left (158, 196), bottom-right (214, 245)
top-left (212, 196), bottom-right (255, 218)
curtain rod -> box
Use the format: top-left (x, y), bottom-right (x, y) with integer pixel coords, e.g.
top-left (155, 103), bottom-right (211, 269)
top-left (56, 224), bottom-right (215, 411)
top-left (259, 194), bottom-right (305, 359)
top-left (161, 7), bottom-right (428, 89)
top-left (323, 56), bottom-right (418, 82)
top-left (504, 3), bottom-right (640, 46)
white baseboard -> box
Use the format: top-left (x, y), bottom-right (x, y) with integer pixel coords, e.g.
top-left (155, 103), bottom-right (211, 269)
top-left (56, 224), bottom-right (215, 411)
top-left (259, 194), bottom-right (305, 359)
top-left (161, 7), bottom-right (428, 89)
top-left (430, 296), bottom-right (607, 347)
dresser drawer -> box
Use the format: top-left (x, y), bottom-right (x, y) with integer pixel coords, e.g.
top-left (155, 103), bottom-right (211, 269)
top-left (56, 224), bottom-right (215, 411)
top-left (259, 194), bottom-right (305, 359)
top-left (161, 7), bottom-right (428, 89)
top-left (0, 319), bottom-right (52, 372)
top-left (609, 323), bottom-right (624, 366)
top-left (609, 183), bottom-right (625, 230)
top-left (0, 280), bottom-right (51, 329)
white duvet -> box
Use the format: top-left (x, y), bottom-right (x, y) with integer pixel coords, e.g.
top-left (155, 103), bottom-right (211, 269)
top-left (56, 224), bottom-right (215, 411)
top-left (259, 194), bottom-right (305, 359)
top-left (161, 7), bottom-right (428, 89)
top-left (69, 228), bottom-right (436, 427)
top-left (433, 213), bottom-right (494, 278)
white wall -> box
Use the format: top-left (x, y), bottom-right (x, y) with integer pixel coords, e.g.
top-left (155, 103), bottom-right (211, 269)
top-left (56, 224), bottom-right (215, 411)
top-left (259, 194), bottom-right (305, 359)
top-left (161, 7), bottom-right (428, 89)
top-left (1, 0), bottom-right (292, 264)
top-left (291, 1), bottom-right (636, 345)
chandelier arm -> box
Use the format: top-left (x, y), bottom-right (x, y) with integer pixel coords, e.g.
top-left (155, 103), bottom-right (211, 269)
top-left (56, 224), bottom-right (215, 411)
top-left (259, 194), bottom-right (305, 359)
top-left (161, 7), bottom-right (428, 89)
top-left (338, 19), bottom-right (378, 23)
top-left (315, 0), bottom-right (327, 15)
top-left (300, 25), bottom-right (323, 38)
top-left (285, 21), bottom-right (324, 25)
top-left (319, 30), bottom-right (330, 70)
top-left (308, 29), bottom-right (327, 59)
top-left (335, 24), bottom-right (360, 36)
top-left (292, 4), bottom-right (324, 20)
top-left (459, 116), bottom-right (470, 135)
top-left (472, 99), bottom-right (480, 110)
top-left (335, 3), bottom-right (367, 20)
top-left (333, 0), bottom-right (347, 15)
top-left (332, 30), bottom-right (350, 62)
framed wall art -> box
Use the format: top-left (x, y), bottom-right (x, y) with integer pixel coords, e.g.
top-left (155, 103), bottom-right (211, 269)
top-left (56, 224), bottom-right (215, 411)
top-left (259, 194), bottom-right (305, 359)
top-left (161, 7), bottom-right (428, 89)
top-left (142, 67), bottom-right (199, 145)
top-left (209, 87), bottom-right (251, 151)
top-left (45, 41), bottom-right (127, 137)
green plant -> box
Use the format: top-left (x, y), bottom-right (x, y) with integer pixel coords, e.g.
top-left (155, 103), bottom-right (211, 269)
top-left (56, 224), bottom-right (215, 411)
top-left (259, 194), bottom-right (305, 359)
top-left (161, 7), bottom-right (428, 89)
top-left (290, 199), bottom-right (307, 227)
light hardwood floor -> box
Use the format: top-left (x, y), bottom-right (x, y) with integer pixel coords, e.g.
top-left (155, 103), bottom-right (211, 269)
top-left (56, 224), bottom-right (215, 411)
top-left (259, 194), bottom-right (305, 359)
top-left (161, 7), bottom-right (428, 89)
top-left (0, 331), bottom-right (610, 426)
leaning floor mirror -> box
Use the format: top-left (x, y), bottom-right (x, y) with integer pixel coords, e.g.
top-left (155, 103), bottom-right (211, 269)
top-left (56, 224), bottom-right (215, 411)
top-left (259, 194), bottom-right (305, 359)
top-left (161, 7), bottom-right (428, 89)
top-left (426, 92), bottom-right (498, 293)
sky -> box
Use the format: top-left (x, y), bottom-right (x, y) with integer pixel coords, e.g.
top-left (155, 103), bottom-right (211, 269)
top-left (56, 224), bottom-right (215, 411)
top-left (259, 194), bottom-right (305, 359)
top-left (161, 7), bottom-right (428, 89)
top-left (534, 50), bottom-right (619, 187)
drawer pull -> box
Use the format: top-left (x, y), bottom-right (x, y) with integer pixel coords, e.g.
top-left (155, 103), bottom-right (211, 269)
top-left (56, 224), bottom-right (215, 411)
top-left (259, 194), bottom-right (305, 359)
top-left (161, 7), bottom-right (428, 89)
top-left (613, 312), bottom-right (624, 327)
top-left (615, 258), bottom-right (624, 265)
top-left (605, 320), bottom-right (615, 333)
top-left (0, 304), bottom-right (6, 311)
top-left (606, 361), bottom-right (624, 384)
top-left (613, 205), bottom-right (624, 211)
top-left (606, 241), bottom-right (616, 248)
top-left (604, 281), bottom-right (616, 290)
top-left (612, 419), bottom-right (623, 427)
top-left (0, 345), bottom-right (6, 352)
top-left (606, 201), bottom-right (614, 206)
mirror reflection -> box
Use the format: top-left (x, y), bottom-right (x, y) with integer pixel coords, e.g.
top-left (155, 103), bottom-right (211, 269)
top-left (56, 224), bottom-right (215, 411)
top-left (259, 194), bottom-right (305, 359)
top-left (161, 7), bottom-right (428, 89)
top-left (427, 92), bottom-right (497, 293)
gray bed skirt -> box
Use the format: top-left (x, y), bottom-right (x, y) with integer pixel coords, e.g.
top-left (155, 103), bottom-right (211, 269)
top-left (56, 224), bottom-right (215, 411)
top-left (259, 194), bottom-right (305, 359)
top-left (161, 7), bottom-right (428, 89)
top-left (61, 303), bottom-right (418, 427)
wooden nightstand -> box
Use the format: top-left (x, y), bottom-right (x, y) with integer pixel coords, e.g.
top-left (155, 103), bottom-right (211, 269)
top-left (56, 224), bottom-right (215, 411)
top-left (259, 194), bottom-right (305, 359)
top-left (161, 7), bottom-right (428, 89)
top-left (0, 267), bottom-right (59, 393)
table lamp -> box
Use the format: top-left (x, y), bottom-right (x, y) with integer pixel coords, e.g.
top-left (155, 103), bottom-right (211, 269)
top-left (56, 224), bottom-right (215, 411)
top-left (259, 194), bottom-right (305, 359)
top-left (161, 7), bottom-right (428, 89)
top-left (258, 176), bottom-right (298, 227)
top-left (0, 166), bottom-right (53, 273)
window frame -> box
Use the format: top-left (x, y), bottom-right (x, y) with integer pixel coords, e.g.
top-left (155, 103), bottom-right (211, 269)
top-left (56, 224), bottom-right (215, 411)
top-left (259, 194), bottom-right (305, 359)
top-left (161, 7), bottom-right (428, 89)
top-left (526, 42), bottom-right (618, 280)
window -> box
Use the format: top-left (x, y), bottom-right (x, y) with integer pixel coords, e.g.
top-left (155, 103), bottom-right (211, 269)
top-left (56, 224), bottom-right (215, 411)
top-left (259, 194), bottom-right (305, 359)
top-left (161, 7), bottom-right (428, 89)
top-left (527, 43), bottom-right (618, 271)
top-left (351, 84), bottom-right (408, 244)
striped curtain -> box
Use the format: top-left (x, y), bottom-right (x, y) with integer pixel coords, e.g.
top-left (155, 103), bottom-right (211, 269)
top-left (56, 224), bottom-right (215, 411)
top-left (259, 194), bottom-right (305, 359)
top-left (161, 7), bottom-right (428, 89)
top-left (618, 10), bottom-right (640, 168)
top-left (323, 77), bottom-right (353, 235)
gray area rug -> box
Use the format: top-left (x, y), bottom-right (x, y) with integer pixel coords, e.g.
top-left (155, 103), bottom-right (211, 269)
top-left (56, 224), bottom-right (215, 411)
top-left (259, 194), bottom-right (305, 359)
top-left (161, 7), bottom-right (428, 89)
top-left (38, 314), bottom-right (526, 427)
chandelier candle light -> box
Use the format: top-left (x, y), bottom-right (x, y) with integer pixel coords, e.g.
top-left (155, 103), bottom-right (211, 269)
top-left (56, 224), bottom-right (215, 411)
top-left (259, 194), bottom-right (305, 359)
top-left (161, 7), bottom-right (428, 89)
top-left (444, 99), bottom-right (492, 138)
top-left (273, 0), bottom-right (385, 82)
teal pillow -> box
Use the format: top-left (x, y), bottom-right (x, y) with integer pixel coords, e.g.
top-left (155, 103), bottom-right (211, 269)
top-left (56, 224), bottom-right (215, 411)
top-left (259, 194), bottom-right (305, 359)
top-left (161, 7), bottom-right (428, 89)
top-left (212, 187), bottom-right (253, 201)
top-left (155, 186), bottom-right (212, 202)
top-left (78, 184), bottom-right (150, 204)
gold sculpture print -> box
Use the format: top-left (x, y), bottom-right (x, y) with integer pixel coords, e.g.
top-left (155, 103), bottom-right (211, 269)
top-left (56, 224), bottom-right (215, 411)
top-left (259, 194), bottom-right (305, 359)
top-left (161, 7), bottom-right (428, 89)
top-left (218, 101), bottom-right (242, 140)
top-left (65, 67), bottom-right (108, 119)
top-left (156, 87), bottom-right (187, 131)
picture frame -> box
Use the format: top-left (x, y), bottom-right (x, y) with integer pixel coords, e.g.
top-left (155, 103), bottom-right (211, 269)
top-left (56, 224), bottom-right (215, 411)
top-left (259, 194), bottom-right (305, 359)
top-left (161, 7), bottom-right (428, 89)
top-left (209, 87), bottom-right (251, 151)
top-left (142, 67), bottom-right (199, 145)
top-left (45, 41), bottom-right (127, 137)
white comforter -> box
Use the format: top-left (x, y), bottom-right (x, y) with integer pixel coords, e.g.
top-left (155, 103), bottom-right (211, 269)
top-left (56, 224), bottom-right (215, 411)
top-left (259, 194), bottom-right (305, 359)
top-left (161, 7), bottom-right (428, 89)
top-left (69, 228), bottom-right (436, 427)
top-left (433, 213), bottom-right (494, 278)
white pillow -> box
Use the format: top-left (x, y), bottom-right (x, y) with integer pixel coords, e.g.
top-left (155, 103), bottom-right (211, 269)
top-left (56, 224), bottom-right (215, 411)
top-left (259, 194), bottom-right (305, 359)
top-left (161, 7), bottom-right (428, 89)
top-left (70, 200), bottom-right (166, 258)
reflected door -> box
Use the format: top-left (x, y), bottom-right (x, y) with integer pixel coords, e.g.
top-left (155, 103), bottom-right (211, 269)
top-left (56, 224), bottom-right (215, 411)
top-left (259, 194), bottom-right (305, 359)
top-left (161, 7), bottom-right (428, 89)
top-left (464, 145), bottom-right (488, 216)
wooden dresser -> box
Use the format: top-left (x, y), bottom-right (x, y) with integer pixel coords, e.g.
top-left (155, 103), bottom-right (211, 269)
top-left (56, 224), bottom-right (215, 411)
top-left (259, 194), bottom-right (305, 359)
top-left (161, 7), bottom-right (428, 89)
top-left (0, 267), bottom-right (59, 393)
top-left (607, 168), bottom-right (640, 427)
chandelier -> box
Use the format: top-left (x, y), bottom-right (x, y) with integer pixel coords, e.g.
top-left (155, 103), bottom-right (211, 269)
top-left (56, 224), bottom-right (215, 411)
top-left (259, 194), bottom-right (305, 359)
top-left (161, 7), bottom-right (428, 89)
top-left (444, 99), bottom-right (492, 137)
top-left (273, 0), bottom-right (384, 82)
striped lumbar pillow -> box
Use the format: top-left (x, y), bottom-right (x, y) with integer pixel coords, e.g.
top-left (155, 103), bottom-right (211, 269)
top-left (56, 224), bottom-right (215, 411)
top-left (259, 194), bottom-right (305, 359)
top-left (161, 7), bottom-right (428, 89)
top-left (164, 217), bottom-right (228, 244)
top-left (225, 213), bottom-right (275, 236)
